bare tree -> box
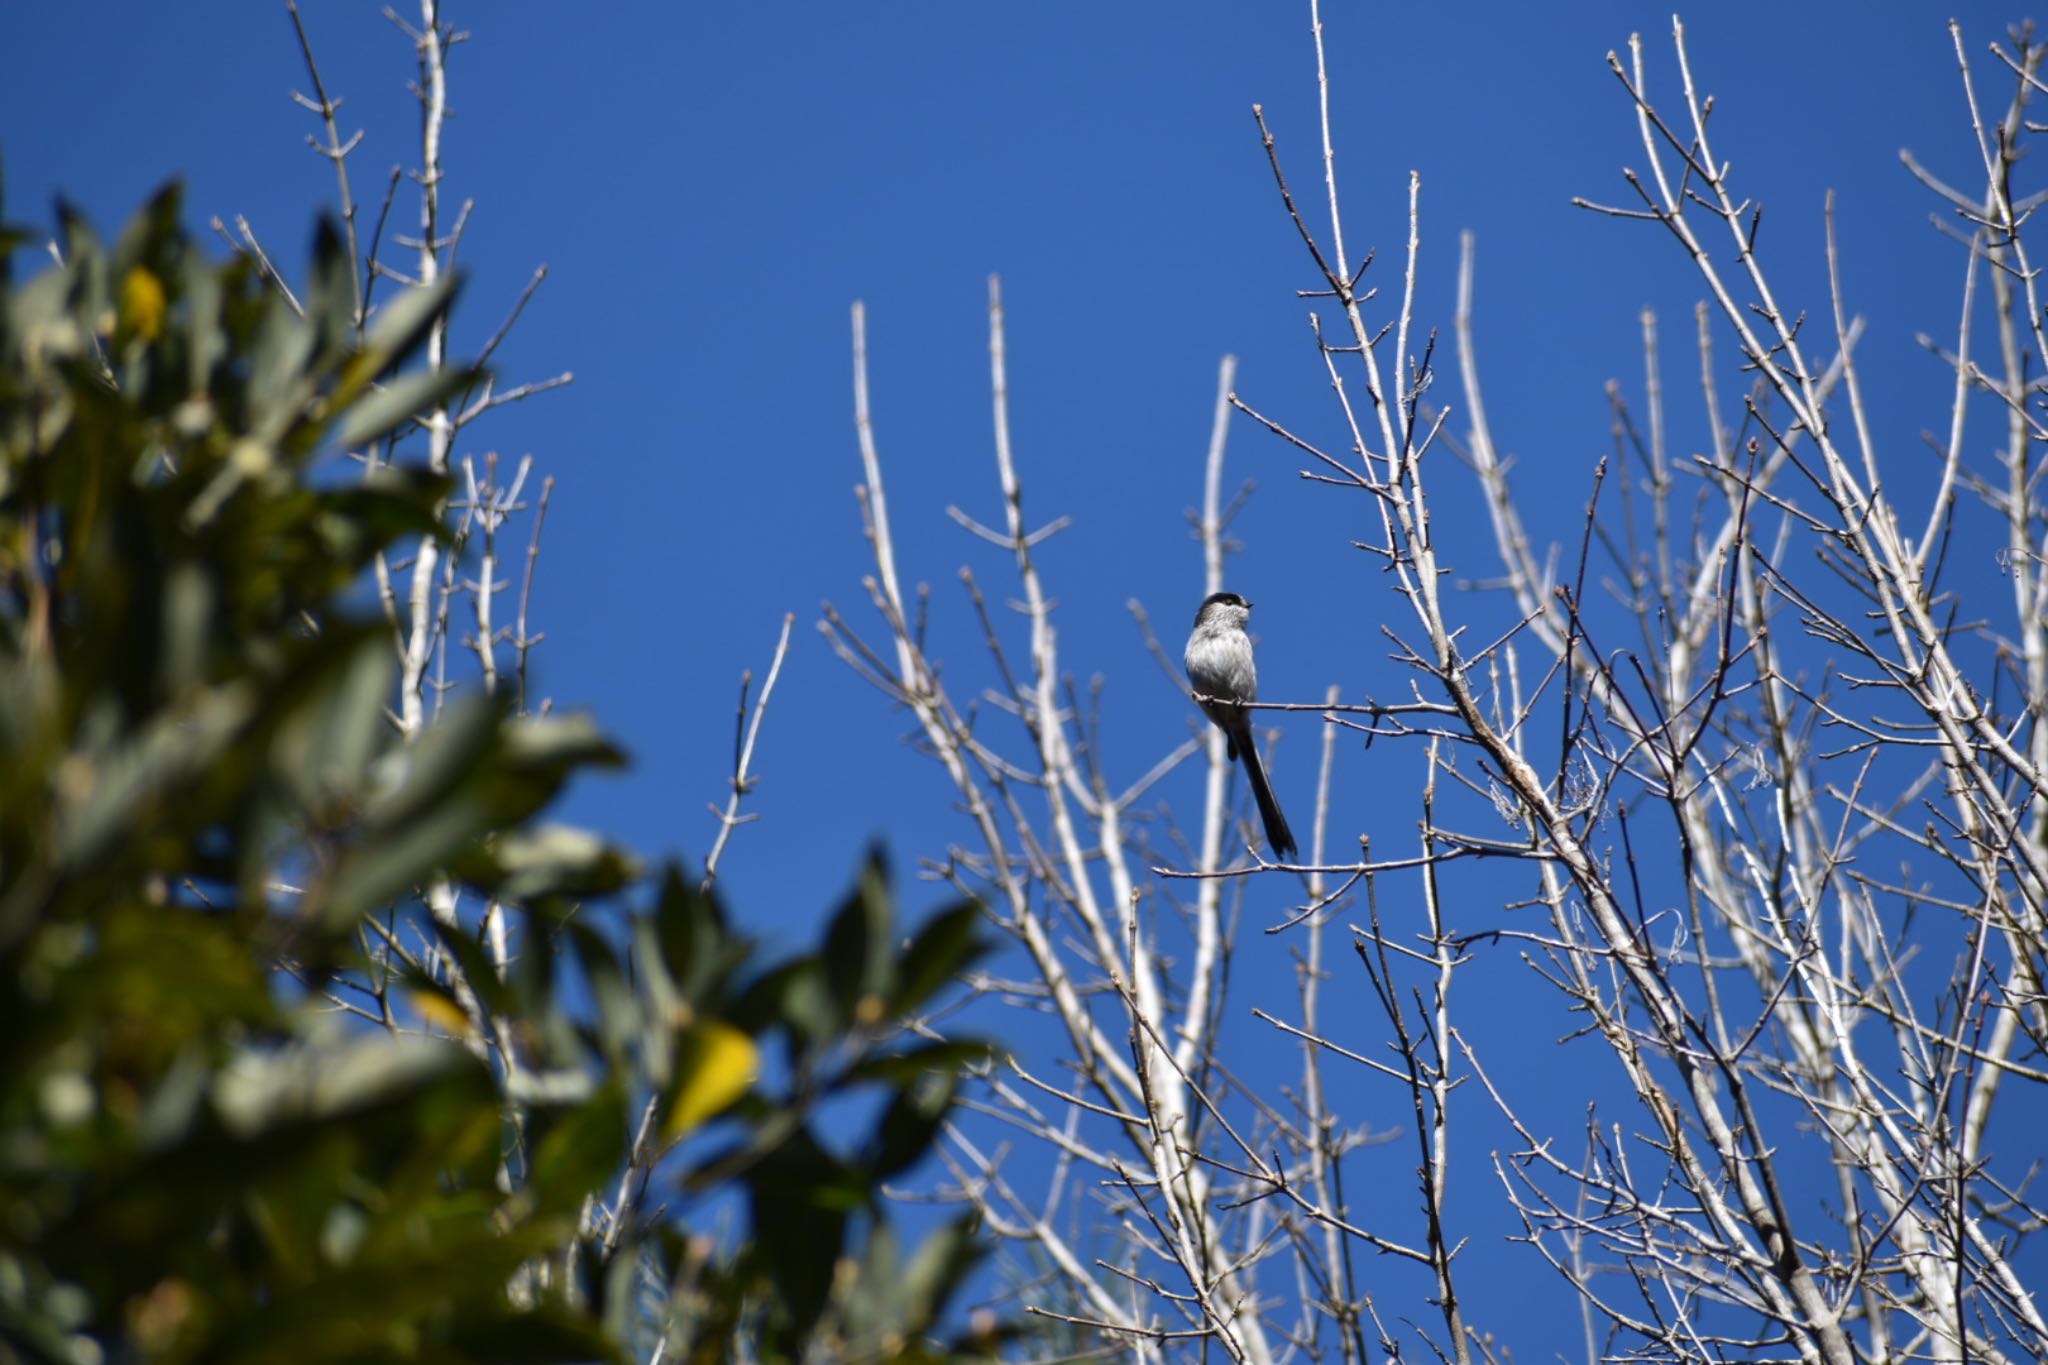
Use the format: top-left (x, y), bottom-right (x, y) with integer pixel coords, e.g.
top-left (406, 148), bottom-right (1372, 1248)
top-left (830, 8), bottom-right (2048, 1363)
top-left (253, 0), bottom-right (605, 1265)
top-left (225, 12), bottom-right (1018, 1363)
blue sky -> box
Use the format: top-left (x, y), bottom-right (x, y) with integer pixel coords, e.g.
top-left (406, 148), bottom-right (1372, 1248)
top-left (2, 1), bottom-right (2011, 921)
top-left (8, 1), bottom-right (2042, 1355)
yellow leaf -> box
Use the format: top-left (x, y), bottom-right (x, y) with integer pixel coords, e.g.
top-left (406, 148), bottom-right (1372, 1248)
top-left (664, 1019), bottom-right (758, 1141)
top-left (121, 266), bottom-right (166, 341)
top-left (409, 985), bottom-right (472, 1037)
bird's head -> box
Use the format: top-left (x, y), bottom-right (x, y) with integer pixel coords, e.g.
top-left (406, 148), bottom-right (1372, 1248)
top-left (1193, 590), bottom-right (1252, 630)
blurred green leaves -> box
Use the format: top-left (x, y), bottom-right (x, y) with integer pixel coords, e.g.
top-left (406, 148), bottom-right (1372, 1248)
top-left (653, 857), bottom-right (1003, 1364)
top-left (0, 181), bottom-right (627, 1364)
top-left (0, 185), bottom-right (1009, 1363)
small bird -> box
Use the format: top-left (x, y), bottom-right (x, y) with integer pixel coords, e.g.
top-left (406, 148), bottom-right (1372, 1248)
top-left (1184, 591), bottom-right (1296, 859)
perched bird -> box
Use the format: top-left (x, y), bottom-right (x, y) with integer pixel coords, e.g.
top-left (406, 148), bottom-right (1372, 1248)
top-left (1184, 591), bottom-right (1296, 859)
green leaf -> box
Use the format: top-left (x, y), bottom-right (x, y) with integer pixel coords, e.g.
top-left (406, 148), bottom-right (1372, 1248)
top-left (845, 1218), bottom-right (903, 1341)
top-left (111, 181), bottom-right (181, 276)
top-left (845, 1039), bottom-right (995, 1087)
top-left (356, 271), bottom-right (458, 374)
top-left (247, 290), bottom-right (316, 430)
top-left (212, 1032), bottom-right (481, 1138)
top-left (868, 1070), bottom-right (958, 1181)
top-left (181, 248), bottom-right (225, 392)
top-left (501, 710), bottom-right (629, 772)
top-left (746, 1129), bottom-right (853, 1346)
top-left (329, 362), bottom-right (477, 453)
top-left (568, 921), bottom-right (640, 1063)
top-left (736, 957), bottom-right (837, 1047)
top-left (527, 1081), bottom-right (627, 1218)
top-left (326, 270), bottom-right (462, 414)
top-left (361, 697), bottom-right (498, 833)
top-left (458, 823), bottom-right (641, 903)
top-left (441, 1308), bottom-right (628, 1365)
top-left (306, 213), bottom-right (356, 359)
top-left (900, 1215), bottom-right (988, 1335)
top-left (631, 914), bottom-right (679, 1086)
top-left (655, 863), bottom-right (747, 1005)
top-left (268, 632), bottom-right (393, 820)
top-left (56, 681), bottom-right (258, 872)
top-left (890, 899), bottom-right (989, 1015)
top-left (318, 803), bottom-right (492, 931)
top-left (824, 849), bottom-right (894, 1025)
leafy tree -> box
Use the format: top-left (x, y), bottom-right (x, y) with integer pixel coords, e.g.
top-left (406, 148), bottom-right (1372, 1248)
top-left (0, 186), bottom-right (1002, 1364)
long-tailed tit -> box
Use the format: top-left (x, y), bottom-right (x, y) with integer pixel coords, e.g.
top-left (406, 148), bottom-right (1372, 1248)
top-left (1184, 591), bottom-right (1296, 859)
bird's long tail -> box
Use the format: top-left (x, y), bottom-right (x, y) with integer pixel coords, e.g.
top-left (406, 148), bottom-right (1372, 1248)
top-left (1237, 733), bottom-right (1297, 859)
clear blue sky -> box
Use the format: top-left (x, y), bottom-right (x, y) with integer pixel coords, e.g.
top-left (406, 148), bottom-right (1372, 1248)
top-left (6, 2), bottom-right (2038, 1355)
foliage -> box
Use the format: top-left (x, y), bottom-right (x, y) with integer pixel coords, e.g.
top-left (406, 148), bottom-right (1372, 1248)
top-left (0, 187), bottom-right (1002, 1363)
